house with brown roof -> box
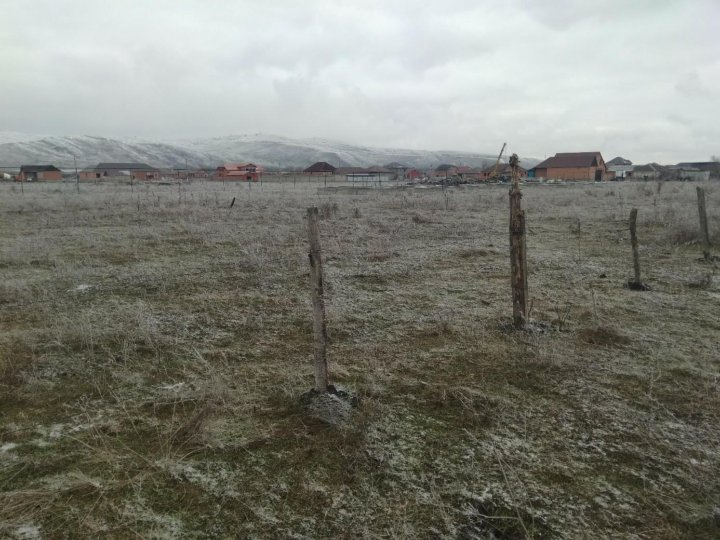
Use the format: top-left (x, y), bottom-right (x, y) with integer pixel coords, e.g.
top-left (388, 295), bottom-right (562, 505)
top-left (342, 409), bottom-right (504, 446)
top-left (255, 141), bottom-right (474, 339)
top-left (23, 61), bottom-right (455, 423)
top-left (17, 165), bottom-right (62, 182)
top-left (304, 162), bottom-right (336, 175)
top-left (530, 152), bottom-right (607, 181)
top-left (434, 164), bottom-right (458, 177)
top-left (213, 163), bottom-right (262, 182)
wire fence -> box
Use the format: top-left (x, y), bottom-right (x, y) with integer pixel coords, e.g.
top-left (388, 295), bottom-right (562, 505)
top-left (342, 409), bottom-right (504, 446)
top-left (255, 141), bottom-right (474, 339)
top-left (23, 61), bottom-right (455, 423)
top-left (0, 236), bottom-right (501, 311)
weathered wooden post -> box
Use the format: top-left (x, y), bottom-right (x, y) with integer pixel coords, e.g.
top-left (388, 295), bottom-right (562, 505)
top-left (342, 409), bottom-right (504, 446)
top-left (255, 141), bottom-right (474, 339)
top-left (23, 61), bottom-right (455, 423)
top-left (508, 153), bottom-right (528, 329)
top-left (696, 187), bottom-right (711, 260)
top-left (629, 208), bottom-right (641, 283)
top-left (306, 207), bottom-right (329, 392)
top-left (627, 208), bottom-right (649, 290)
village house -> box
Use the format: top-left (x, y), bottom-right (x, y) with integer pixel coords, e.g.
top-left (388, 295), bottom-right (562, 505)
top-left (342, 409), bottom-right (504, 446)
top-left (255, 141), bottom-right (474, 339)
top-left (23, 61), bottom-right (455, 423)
top-left (303, 162), bottom-right (336, 175)
top-left (454, 166), bottom-right (483, 181)
top-left (384, 162), bottom-right (409, 180)
top-left (675, 161), bottom-right (720, 179)
top-left (213, 163), bottom-right (262, 181)
top-left (606, 157), bottom-right (633, 179)
top-left (79, 162), bottom-right (160, 181)
top-left (343, 166), bottom-right (393, 183)
top-left (434, 164), bottom-right (458, 178)
top-left (16, 165), bottom-right (62, 182)
top-left (480, 163), bottom-right (527, 181)
top-left (667, 166), bottom-right (710, 181)
top-left (405, 168), bottom-right (421, 180)
top-left (632, 163), bottom-right (667, 181)
top-left (530, 152), bottom-right (607, 181)
top-left (366, 166), bottom-right (394, 178)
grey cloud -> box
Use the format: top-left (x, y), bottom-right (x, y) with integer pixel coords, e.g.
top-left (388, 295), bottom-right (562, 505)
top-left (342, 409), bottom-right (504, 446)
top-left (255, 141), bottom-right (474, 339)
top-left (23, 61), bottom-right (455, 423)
top-left (1, 0), bottom-right (719, 162)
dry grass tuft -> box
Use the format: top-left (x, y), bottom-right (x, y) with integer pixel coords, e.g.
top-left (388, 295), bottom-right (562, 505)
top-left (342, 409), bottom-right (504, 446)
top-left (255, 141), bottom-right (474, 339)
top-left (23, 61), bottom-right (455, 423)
top-left (578, 325), bottom-right (631, 347)
top-left (169, 399), bottom-right (216, 449)
top-left (687, 273), bottom-right (714, 289)
top-left (457, 248), bottom-right (493, 259)
top-left (668, 222), bottom-right (700, 245)
top-left (411, 212), bottom-right (434, 224)
top-left (319, 201), bottom-right (338, 219)
top-left (0, 339), bottom-right (36, 387)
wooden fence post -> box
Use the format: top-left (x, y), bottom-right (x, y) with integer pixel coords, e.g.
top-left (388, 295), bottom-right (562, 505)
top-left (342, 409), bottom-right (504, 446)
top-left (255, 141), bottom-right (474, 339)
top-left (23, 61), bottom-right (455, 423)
top-left (629, 208), bottom-right (642, 283)
top-left (626, 208), bottom-right (649, 290)
top-left (509, 154), bottom-right (528, 329)
top-left (306, 207), bottom-right (329, 392)
top-left (696, 187), bottom-right (711, 260)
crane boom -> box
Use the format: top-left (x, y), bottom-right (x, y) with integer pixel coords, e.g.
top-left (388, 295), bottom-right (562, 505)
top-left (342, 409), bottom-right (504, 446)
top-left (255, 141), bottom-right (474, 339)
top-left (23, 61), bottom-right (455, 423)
top-left (489, 142), bottom-right (507, 182)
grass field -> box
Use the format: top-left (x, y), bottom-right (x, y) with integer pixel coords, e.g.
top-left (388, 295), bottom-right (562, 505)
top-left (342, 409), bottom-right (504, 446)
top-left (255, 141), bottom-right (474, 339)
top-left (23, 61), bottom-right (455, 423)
top-left (1, 178), bottom-right (719, 539)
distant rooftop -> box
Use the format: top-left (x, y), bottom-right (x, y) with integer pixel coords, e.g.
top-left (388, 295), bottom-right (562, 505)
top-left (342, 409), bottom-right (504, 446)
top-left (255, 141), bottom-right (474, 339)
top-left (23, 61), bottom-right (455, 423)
top-left (20, 165), bottom-right (61, 172)
top-left (304, 161), bottom-right (336, 173)
top-left (606, 156), bottom-right (632, 166)
top-left (94, 162), bottom-right (156, 170)
top-left (534, 152), bottom-right (603, 169)
top-left (435, 163), bottom-right (456, 171)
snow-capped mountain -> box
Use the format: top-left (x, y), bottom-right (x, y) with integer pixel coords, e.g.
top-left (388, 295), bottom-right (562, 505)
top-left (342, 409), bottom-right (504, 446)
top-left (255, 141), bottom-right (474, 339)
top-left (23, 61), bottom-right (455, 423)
top-left (0, 133), bottom-right (536, 171)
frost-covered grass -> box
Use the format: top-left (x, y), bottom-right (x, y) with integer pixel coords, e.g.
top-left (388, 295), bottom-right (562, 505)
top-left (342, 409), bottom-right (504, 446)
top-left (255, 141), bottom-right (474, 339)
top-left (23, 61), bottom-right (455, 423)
top-left (1, 178), bottom-right (719, 538)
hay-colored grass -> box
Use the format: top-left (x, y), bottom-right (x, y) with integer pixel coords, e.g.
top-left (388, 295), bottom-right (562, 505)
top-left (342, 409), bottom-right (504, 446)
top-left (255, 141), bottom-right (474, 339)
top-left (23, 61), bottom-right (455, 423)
top-left (0, 178), bottom-right (718, 538)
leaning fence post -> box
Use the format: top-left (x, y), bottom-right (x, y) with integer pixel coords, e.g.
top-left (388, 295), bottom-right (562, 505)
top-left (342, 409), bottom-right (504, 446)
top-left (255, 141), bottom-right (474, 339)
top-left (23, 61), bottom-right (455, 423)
top-left (306, 207), bottom-right (329, 392)
top-left (508, 153), bottom-right (528, 329)
top-left (626, 208), bottom-right (649, 290)
top-left (696, 187), bottom-right (711, 260)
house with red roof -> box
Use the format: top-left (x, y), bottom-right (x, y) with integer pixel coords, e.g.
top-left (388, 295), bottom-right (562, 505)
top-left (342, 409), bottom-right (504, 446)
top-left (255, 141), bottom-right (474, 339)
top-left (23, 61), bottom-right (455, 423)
top-left (213, 163), bottom-right (262, 182)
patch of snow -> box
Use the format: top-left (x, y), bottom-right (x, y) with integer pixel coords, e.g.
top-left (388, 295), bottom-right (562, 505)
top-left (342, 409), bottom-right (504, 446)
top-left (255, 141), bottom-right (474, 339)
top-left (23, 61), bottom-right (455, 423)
top-left (158, 382), bottom-right (185, 392)
top-left (72, 284), bottom-right (93, 293)
top-left (14, 524), bottom-right (42, 540)
top-left (0, 131), bottom-right (47, 144)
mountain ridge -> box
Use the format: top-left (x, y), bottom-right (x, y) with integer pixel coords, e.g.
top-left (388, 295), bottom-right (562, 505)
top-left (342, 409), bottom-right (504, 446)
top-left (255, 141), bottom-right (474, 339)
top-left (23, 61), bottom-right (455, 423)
top-left (0, 133), bottom-right (539, 171)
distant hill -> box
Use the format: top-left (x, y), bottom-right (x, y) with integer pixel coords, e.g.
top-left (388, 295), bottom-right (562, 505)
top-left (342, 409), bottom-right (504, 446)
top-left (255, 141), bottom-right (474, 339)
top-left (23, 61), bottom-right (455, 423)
top-left (0, 133), bottom-right (540, 171)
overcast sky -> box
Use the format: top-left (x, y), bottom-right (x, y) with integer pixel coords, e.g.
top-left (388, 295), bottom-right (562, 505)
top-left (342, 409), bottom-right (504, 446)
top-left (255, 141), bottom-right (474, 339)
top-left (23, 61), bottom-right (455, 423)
top-left (1, 0), bottom-right (718, 163)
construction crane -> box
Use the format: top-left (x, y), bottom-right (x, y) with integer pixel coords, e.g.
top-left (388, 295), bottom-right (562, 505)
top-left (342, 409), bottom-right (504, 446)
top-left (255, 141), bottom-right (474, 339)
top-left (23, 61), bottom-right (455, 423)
top-left (488, 142), bottom-right (507, 182)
